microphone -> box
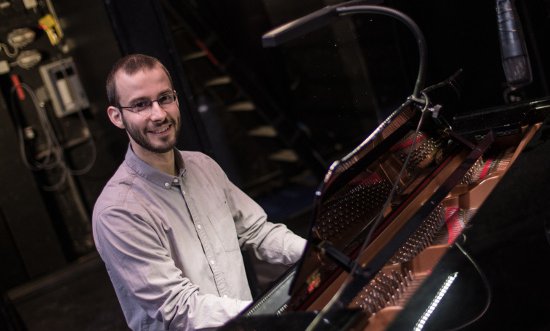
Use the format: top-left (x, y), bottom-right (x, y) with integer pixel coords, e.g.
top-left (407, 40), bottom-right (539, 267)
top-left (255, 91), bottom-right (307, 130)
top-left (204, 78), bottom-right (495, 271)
top-left (496, 0), bottom-right (532, 88)
top-left (261, 0), bottom-right (384, 47)
top-left (262, 5), bottom-right (338, 47)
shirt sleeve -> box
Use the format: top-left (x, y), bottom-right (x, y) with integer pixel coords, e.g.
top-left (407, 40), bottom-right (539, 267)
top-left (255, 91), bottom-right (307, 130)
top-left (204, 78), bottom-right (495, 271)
top-left (207, 159), bottom-right (307, 265)
top-left (93, 207), bottom-right (251, 330)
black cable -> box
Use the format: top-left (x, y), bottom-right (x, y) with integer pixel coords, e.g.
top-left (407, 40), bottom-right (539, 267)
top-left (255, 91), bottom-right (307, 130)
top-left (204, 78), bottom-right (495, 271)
top-left (0, 41), bottom-right (18, 58)
top-left (9, 82), bottom-right (95, 190)
top-left (16, 83), bottom-right (68, 191)
top-left (10, 85), bottom-right (60, 171)
top-left (262, 2), bottom-right (428, 98)
top-left (444, 239), bottom-right (492, 331)
top-left (336, 4), bottom-right (428, 98)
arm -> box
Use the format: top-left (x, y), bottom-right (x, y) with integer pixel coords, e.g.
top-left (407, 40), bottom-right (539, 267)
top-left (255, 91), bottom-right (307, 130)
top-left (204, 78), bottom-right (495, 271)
top-left (93, 207), bottom-right (250, 330)
top-left (219, 172), bottom-right (307, 265)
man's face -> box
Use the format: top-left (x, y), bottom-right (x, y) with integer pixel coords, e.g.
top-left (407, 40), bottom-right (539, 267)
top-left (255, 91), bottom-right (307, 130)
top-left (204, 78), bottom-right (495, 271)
top-left (112, 65), bottom-right (181, 156)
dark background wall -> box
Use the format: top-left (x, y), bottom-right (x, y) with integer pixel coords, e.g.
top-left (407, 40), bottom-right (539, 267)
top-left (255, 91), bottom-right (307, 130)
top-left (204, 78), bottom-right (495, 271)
top-left (0, 0), bottom-right (120, 290)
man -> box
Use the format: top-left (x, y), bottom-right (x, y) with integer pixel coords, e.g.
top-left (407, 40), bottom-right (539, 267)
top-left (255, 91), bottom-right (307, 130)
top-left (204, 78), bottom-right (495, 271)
top-left (92, 54), bottom-right (306, 331)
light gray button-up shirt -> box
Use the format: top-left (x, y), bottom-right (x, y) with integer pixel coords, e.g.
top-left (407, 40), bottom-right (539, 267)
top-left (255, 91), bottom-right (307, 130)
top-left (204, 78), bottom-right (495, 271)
top-left (92, 147), bottom-right (306, 331)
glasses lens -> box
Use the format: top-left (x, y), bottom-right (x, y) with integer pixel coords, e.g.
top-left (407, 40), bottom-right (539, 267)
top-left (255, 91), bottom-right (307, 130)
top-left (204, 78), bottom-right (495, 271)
top-left (158, 92), bottom-right (176, 106)
top-left (131, 100), bottom-right (152, 112)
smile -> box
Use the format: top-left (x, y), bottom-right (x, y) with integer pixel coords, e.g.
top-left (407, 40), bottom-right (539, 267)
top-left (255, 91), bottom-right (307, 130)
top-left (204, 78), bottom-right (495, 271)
top-left (150, 124), bottom-right (172, 134)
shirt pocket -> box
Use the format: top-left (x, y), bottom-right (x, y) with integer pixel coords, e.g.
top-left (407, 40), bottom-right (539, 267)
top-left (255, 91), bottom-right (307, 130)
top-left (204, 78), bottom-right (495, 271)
top-left (206, 202), bottom-right (240, 252)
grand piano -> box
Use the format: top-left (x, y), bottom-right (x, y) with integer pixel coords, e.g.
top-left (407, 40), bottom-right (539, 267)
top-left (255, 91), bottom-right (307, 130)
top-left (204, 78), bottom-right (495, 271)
top-left (222, 2), bottom-right (550, 330)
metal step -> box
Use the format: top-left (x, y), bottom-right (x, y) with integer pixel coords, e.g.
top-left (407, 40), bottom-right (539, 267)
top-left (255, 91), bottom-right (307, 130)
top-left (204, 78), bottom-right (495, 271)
top-left (182, 51), bottom-right (207, 61)
top-left (248, 126), bottom-right (277, 138)
top-left (269, 149), bottom-right (299, 163)
top-left (227, 101), bottom-right (255, 112)
top-left (204, 76), bottom-right (231, 87)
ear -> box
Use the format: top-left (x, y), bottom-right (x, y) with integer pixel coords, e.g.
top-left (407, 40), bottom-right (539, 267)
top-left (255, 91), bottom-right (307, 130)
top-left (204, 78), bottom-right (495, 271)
top-left (107, 106), bottom-right (125, 129)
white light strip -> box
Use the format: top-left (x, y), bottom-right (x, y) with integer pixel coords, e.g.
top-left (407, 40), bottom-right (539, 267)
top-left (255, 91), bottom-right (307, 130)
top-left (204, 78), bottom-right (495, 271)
top-left (413, 272), bottom-right (458, 331)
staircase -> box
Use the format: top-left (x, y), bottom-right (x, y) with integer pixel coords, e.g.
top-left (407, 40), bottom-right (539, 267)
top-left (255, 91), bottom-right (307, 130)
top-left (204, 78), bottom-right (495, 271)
top-left (161, 0), bottom-right (327, 196)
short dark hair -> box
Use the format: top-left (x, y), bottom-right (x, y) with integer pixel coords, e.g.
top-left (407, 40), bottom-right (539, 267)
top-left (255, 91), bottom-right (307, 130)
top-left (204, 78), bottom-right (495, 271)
top-left (106, 54), bottom-right (173, 107)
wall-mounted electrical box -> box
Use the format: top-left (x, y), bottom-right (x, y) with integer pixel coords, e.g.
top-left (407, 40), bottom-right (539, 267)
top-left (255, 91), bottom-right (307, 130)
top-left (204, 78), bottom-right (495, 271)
top-left (39, 58), bottom-right (89, 117)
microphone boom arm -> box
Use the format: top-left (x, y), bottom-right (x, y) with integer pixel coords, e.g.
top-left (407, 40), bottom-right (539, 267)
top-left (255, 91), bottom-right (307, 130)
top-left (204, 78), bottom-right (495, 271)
top-left (261, 3), bottom-right (428, 98)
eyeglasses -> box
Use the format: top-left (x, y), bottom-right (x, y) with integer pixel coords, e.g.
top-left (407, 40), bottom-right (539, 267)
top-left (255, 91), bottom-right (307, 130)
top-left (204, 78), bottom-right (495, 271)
top-left (117, 90), bottom-right (177, 115)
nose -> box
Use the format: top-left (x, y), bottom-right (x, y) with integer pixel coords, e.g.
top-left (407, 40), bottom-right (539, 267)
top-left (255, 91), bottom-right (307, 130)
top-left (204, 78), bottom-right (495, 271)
top-left (149, 100), bottom-right (167, 120)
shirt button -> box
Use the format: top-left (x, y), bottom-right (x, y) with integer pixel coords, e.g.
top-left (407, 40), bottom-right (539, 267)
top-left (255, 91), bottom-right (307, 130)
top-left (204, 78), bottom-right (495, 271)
top-left (196, 224), bottom-right (202, 230)
top-left (210, 260), bottom-right (215, 265)
top-left (164, 182), bottom-right (170, 188)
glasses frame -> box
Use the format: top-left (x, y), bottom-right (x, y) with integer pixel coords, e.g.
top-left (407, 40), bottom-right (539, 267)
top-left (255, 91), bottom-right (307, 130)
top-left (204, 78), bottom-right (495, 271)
top-left (117, 90), bottom-right (178, 115)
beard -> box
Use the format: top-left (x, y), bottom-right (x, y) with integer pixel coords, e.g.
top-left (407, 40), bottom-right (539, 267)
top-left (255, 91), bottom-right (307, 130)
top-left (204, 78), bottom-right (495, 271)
top-left (121, 114), bottom-right (180, 154)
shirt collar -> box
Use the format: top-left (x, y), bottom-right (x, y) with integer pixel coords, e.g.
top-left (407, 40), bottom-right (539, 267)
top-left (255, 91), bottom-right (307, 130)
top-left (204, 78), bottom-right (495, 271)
top-left (124, 145), bottom-right (186, 189)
